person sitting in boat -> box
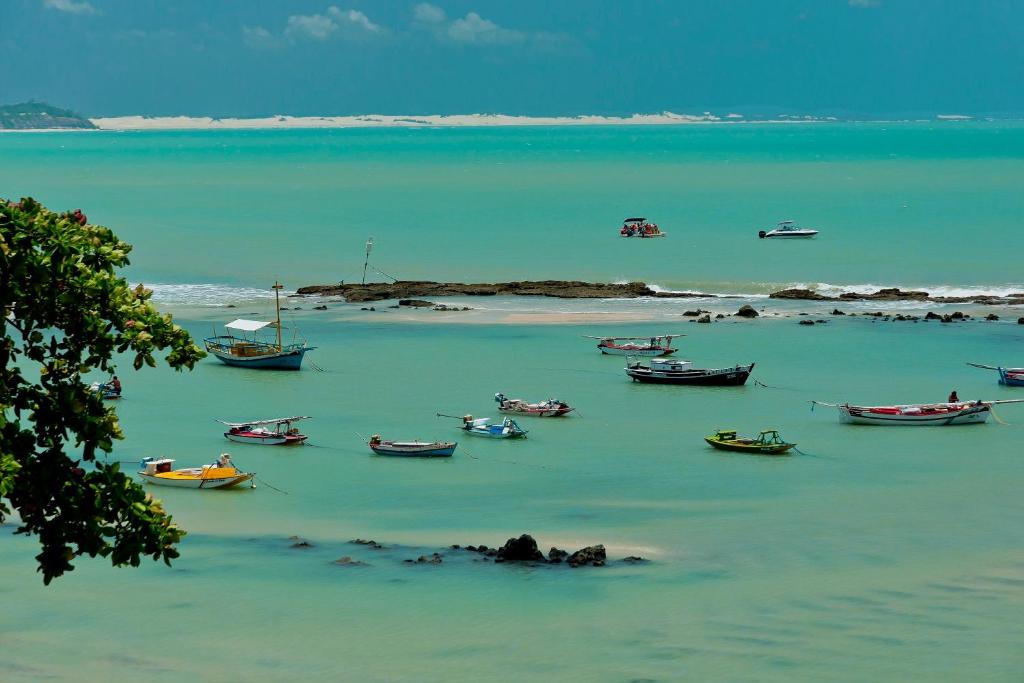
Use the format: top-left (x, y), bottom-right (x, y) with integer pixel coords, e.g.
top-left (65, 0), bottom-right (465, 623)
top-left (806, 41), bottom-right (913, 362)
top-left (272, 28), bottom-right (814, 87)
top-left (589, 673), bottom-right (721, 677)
top-left (110, 375), bottom-right (121, 395)
top-left (948, 390), bottom-right (959, 403)
top-left (369, 434), bottom-right (382, 446)
top-left (215, 453), bottom-right (233, 468)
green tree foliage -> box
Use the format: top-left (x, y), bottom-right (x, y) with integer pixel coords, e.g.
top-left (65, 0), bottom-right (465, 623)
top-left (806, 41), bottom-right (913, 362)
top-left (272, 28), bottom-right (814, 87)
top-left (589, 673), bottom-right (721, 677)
top-left (0, 197), bottom-right (205, 583)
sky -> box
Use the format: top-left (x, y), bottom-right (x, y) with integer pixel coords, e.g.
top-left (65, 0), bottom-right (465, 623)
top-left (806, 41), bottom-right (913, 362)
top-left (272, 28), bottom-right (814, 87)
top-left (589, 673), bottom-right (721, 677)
top-left (1, 0), bottom-right (1022, 117)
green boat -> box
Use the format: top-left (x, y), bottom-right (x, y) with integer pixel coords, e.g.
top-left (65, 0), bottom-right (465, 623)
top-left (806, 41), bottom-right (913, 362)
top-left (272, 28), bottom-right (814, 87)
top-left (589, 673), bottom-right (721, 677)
top-left (704, 429), bottom-right (796, 456)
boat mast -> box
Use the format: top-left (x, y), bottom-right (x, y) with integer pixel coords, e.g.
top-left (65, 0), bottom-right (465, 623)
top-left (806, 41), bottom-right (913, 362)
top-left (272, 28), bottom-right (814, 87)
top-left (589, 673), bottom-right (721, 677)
top-left (273, 281), bottom-right (283, 351)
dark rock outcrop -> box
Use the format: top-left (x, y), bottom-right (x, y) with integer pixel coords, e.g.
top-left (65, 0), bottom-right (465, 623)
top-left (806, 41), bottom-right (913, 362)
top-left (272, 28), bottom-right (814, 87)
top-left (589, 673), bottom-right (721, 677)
top-left (398, 299), bottom-right (434, 307)
top-left (333, 556), bottom-right (368, 567)
top-left (495, 534), bottom-right (545, 562)
top-left (567, 545), bottom-right (606, 568)
top-left (799, 319), bottom-right (815, 326)
top-left (297, 280), bottom-right (711, 302)
top-left (736, 305), bottom-right (759, 318)
top-left (697, 314), bottom-right (712, 324)
top-left (831, 309), bottom-right (845, 315)
top-left (547, 547), bottom-right (568, 564)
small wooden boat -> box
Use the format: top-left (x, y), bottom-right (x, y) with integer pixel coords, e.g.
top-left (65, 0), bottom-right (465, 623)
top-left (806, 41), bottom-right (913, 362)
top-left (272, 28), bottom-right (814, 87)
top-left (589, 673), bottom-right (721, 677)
top-left (968, 363), bottom-right (1024, 387)
top-left (812, 399), bottom-right (1024, 426)
top-left (494, 393), bottom-right (574, 417)
top-left (218, 416), bottom-right (310, 445)
top-left (586, 334), bottom-right (679, 357)
top-left (626, 358), bottom-right (754, 386)
top-left (758, 220), bottom-right (818, 239)
top-left (138, 454), bottom-right (254, 489)
top-left (461, 415), bottom-right (528, 438)
top-left (620, 217), bottom-right (665, 238)
top-left (705, 429), bottom-right (796, 455)
top-left (204, 282), bottom-right (315, 370)
top-left (368, 435), bottom-right (457, 457)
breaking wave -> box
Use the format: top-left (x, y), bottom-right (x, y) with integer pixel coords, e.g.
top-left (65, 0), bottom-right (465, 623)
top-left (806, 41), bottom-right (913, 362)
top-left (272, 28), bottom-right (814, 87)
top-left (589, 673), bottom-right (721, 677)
top-left (141, 283), bottom-right (284, 306)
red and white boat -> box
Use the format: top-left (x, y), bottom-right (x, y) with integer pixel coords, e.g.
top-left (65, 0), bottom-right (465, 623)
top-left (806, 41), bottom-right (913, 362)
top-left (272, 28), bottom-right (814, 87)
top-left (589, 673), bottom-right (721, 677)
top-left (813, 400), bottom-right (1024, 426)
top-left (586, 335), bottom-right (679, 357)
top-left (494, 393), bottom-right (574, 417)
top-left (218, 416), bottom-right (311, 445)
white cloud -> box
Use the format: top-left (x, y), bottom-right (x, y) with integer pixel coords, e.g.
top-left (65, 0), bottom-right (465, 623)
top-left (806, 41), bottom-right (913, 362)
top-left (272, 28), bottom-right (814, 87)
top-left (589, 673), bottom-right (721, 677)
top-left (242, 25), bottom-right (277, 49)
top-left (447, 12), bottom-right (524, 45)
top-left (284, 6), bottom-right (385, 42)
top-left (849, 0), bottom-right (881, 7)
top-left (413, 3), bottom-right (446, 24)
top-left (43, 0), bottom-right (98, 15)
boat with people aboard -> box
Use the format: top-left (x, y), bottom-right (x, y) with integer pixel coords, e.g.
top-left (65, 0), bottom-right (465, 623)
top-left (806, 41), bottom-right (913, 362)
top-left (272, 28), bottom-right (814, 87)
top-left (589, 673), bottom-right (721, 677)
top-left (218, 416), bottom-right (311, 445)
top-left (967, 363), bottom-right (1024, 387)
top-left (586, 334), bottom-right (679, 357)
top-left (758, 220), bottom-right (819, 239)
top-left (138, 453), bottom-right (254, 489)
top-left (705, 429), bottom-right (796, 455)
top-left (626, 358), bottom-right (755, 386)
top-left (811, 399), bottom-right (1024, 426)
top-left (460, 415), bottom-right (528, 438)
top-left (368, 435), bottom-right (457, 457)
top-left (203, 281), bottom-right (314, 370)
top-left (494, 393), bottom-right (574, 417)
top-left (90, 375), bottom-right (122, 400)
top-left (620, 217), bottom-right (665, 238)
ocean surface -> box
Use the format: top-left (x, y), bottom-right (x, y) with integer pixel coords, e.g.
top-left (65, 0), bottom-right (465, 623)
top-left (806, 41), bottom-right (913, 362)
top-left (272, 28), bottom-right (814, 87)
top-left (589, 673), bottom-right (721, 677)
top-left (1, 123), bottom-right (1023, 682)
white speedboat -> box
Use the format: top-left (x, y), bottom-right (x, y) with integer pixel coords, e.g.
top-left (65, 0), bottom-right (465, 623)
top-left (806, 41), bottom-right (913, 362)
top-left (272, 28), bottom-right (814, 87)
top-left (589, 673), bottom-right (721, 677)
top-left (758, 220), bottom-right (818, 239)
top-left (812, 399), bottom-right (1024, 426)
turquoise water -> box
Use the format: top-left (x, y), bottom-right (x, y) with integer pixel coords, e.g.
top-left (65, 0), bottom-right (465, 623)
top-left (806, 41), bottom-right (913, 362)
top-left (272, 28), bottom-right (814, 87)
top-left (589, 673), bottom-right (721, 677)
top-left (2, 125), bottom-right (1024, 681)
top-left (1, 123), bottom-right (1023, 295)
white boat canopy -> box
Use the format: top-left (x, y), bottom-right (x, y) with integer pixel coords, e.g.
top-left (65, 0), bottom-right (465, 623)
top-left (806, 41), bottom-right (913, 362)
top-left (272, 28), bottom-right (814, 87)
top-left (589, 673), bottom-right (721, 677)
top-left (217, 416), bottom-right (312, 427)
top-left (225, 319), bottom-right (274, 332)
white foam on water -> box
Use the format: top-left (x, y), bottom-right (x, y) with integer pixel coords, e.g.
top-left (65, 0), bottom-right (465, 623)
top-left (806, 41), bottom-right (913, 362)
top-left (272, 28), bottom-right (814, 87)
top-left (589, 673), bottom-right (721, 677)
top-left (140, 283), bottom-right (284, 306)
top-left (798, 282), bottom-right (1024, 298)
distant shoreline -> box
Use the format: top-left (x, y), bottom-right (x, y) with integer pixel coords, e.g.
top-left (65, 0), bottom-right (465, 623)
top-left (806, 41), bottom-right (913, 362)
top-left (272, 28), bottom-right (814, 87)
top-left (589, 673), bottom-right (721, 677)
top-left (0, 113), bottom-right (1003, 132)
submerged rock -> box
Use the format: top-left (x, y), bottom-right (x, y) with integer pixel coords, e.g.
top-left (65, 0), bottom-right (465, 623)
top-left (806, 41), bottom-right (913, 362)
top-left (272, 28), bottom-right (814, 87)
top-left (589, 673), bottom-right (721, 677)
top-left (682, 309), bottom-right (710, 316)
top-left (289, 536), bottom-right (314, 548)
top-left (735, 305), bottom-right (759, 318)
top-left (398, 299), bottom-right (434, 307)
top-left (831, 308), bottom-right (845, 315)
top-left (986, 313), bottom-right (999, 321)
top-left (621, 556), bottom-right (649, 564)
top-left (696, 314), bottom-right (712, 324)
top-left (798, 320), bottom-right (815, 326)
top-left (333, 556), bottom-right (368, 567)
top-left (350, 538), bottom-right (385, 549)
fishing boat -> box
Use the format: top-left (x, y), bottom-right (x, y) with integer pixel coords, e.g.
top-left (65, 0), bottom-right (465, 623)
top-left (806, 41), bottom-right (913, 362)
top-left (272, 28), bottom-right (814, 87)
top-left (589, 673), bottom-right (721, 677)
top-left (758, 220), bottom-right (818, 239)
top-left (460, 415), bottom-right (528, 438)
top-left (368, 435), bottom-right (457, 457)
top-left (705, 429), bottom-right (796, 455)
top-left (626, 358), bottom-right (755, 386)
top-left (586, 335), bottom-right (679, 357)
top-left (138, 454), bottom-right (254, 489)
top-left (620, 217), bottom-right (665, 238)
top-left (967, 363), bottom-right (1024, 387)
top-left (203, 281), bottom-right (314, 370)
top-left (811, 399), bottom-right (1024, 426)
top-left (218, 416), bottom-right (311, 445)
top-left (494, 393), bottom-right (574, 417)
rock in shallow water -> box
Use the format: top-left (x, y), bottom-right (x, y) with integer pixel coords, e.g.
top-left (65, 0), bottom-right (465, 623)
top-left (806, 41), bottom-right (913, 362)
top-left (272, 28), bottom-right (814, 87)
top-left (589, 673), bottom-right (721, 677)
top-left (495, 534), bottom-right (545, 562)
top-left (568, 545), bottom-right (606, 567)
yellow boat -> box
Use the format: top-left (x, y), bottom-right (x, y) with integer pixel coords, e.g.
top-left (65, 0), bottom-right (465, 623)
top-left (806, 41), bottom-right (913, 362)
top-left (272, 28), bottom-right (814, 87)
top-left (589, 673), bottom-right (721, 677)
top-left (138, 454), bottom-right (255, 489)
top-left (704, 429), bottom-right (796, 456)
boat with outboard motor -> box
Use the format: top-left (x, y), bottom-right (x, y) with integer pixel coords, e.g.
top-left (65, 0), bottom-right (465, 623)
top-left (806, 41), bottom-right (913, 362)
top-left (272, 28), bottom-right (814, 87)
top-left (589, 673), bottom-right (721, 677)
top-left (758, 220), bottom-right (818, 239)
top-left (705, 429), bottom-right (796, 455)
top-left (586, 334), bottom-right (679, 357)
top-left (967, 363), bottom-right (1024, 387)
top-left (811, 399), bottom-right (1024, 426)
top-left (90, 378), bottom-right (121, 400)
top-left (368, 435), bottom-right (457, 457)
top-left (494, 393), bottom-right (574, 417)
top-left (460, 415), bottom-right (528, 438)
top-left (204, 281), bottom-right (314, 370)
top-left (620, 217), bottom-right (665, 238)
top-left (218, 416), bottom-right (310, 445)
top-left (138, 453), bottom-right (254, 489)
top-left (626, 358), bottom-right (755, 386)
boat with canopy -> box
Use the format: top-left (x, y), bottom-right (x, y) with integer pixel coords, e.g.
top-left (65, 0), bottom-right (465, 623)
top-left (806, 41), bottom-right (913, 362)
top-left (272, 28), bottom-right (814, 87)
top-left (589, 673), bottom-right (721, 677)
top-left (620, 217), bottom-right (665, 238)
top-left (494, 393), bottom-right (574, 417)
top-left (138, 454), bottom-right (254, 489)
top-left (368, 435), bottom-right (457, 457)
top-left (811, 399), bottom-right (1024, 426)
top-left (204, 281), bottom-right (314, 370)
top-left (585, 334), bottom-right (679, 357)
top-left (626, 358), bottom-right (755, 386)
top-left (967, 363), bottom-right (1024, 387)
top-left (218, 416), bottom-right (311, 445)
top-left (705, 429), bottom-right (796, 455)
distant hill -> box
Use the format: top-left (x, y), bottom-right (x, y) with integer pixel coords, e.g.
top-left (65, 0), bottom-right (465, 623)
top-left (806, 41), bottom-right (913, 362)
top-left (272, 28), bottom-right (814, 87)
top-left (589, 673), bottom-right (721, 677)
top-left (0, 101), bottom-right (96, 130)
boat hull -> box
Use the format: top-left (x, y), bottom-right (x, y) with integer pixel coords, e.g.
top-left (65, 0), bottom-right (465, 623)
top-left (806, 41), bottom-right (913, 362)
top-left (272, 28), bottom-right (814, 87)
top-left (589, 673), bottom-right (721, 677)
top-left (370, 442), bottom-right (457, 457)
top-left (627, 364), bottom-right (754, 386)
top-left (704, 437), bottom-right (795, 455)
top-left (998, 368), bottom-right (1024, 387)
top-left (207, 346), bottom-right (310, 370)
top-left (225, 432), bottom-right (307, 446)
top-left (763, 232), bottom-right (817, 238)
top-left (599, 346), bottom-right (675, 357)
top-left (498, 407), bottom-right (574, 417)
top-left (138, 472), bottom-right (254, 488)
top-left (838, 404), bottom-right (990, 426)
top-left (464, 428), bottom-right (527, 438)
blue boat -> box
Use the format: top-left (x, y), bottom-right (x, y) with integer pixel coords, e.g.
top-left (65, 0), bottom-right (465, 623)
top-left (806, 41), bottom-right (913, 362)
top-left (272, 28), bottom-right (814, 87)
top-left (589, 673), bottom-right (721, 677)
top-left (368, 435), bottom-right (457, 457)
top-left (968, 363), bottom-right (1024, 387)
top-left (204, 282), bottom-right (315, 370)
